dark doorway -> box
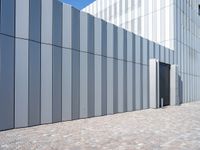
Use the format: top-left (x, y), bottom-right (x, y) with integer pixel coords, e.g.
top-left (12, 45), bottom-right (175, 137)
top-left (159, 63), bottom-right (170, 107)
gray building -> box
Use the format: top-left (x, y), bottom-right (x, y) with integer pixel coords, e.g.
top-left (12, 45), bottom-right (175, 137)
top-left (0, 0), bottom-right (183, 131)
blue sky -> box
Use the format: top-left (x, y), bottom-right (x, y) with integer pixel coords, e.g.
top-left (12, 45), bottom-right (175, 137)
top-left (61, 0), bottom-right (95, 9)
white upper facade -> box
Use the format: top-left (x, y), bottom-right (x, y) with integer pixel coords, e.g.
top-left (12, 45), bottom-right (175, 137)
top-left (83, 0), bottom-right (200, 51)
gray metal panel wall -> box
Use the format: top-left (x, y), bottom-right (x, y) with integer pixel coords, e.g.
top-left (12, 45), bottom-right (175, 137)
top-left (123, 30), bottom-right (127, 112)
top-left (0, 1), bottom-right (178, 131)
top-left (52, 46), bottom-right (62, 123)
top-left (52, 0), bottom-right (62, 123)
top-left (143, 66), bottom-right (148, 109)
top-left (135, 63), bottom-right (141, 110)
top-left (28, 41), bottom-right (41, 126)
top-left (71, 7), bottom-right (80, 120)
top-left (95, 55), bottom-right (102, 116)
top-left (28, 0), bottom-right (41, 127)
top-left (29, 0), bottom-right (41, 42)
top-left (72, 50), bottom-right (80, 120)
top-left (94, 19), bottom-right (102, 116)
top-left (132, 34), bottom-right (136, 110)
top-left (62, 48), bottom-right (72, 121)
top-left (118, 28), bottom-right (124, 113)
top-left (94, 18), bottom-right (102, 55)
top-left (41, 44), bottom-right (52, 124)
top-left (127, 32), bottom-right (133, 111)
top-left (0, 35), bottom-right (15, 131)
top-left (41, 0), bottom-right (52, 44)
top-left (118, 60), bottom-right (123, 112)
top-left (101, 21), bottom-right (107, 115)
top-left (113, 26), bottom-right (118, 113)
top-left (62, 4), bottom-right (71, 48)
top-left (80, 12), bottom-right (88, 52)
top-left (80, 12), bottom-right (88, 119)
top-left (15, 0), bottom-right (29, 39)
top-left (107, 23), bottom-right (114, 114)
top-left (15, 39), bottom-right (29, 128)
top-left (53, 0), bottom-right (62, 46)
top-left (80, 52), bottom-right (88, 118)
top-left (72, 8), bottom-right (80, 50)
top-left (87, 15), bottom-right (95, 117)
top-left (0, 0), bottom-right (15, 36)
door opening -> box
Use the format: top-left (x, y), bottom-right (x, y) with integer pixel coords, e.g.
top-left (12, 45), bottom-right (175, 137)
top-left (159, 63), bottom-right (170, 107)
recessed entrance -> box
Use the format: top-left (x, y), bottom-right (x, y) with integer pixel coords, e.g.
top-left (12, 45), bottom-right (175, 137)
top-left (159, 63), bottom-right (170, 107)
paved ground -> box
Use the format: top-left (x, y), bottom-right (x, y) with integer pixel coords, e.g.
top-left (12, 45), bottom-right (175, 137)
top-left (0, 102), bottom-right (200, 150)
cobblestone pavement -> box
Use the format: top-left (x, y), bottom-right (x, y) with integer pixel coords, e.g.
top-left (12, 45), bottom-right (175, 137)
top-left (1, 102), bottom-right (200, 150)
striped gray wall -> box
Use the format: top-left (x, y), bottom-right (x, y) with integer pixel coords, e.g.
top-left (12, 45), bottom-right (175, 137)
top-left (0, 0), bottom-right (175, 131)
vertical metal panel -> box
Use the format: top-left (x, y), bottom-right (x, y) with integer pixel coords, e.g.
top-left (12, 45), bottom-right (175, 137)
top-left (142, 39), bottom-right (148, 65)
top-left (15, 0), bottom-right (29, 39)
top-left (170, 50), bottom-right (174, 64)
top-left (41, 44), bottom-right (52, 124)
top-left (102, 56), bottom-right (107, 115)
top-left (72, 7), bottom-right (80, 50)
top-left (87, 15), bottom-right (95, 117)
top-left (15, 39), bottom-right (29, 128)
top-left (155, 44), bottom-right (160, 60)
top-left (160, 46), bottom-right (165, 62)
top-left (135, 36), bottom-right (141, 63)
top-left (123, 31), bottom-right (127, 112)
top-left (87, 15), bottom-right (94, 53)
top-left (29, 0), bottom-right (41, 42)
top-left (101, 21), bottom-right (107, 56)
top-left (143, 65), bottom-right (148, 109)
top-left (95, 55), bottom-right (102, 116)
top-left (94, 18), bottom-right (102, 55)
top-left (53, 0), bottom-right (62, 46)
top-left (149, 59), bottom-right (158, 108)
top-left (132, 34), bottom-right (136, 62)
top-left (149, 41), bottom-right (155, 59)
top-left (101, 21), bottom-right (107, 115)
top-left (62, 48), bottom-right (72, 121)
top-left (62, 4), bottom-right (72, 48)
top-left (127, 62), bottom-right (133, 111)
top-left (28, 41), bottom-right (41, 126)
top-left (41, 0), bottom-right (53, 44)
top-left (80, 52), bottom-right (88, 118)
top-left (0, 35), bottom-right (15, 131)
top-left (165, 48), bottom-right (170, 64)
top-left (0, 0), bottom-right (15, 36)
top-left (80, 12), bottom-right (88, 52)
top-left (88, 53), bottom-right (95, 117)
top-left (107, 58), bottom-right (113, 114)
top-left (118, 60), bottom-right (123, 112)
top-left (135, 63), bottom-right (141, 110)
top-left (127, 32), bottom-right (133, 61)
top-left (118, 28), bottom-right (124, 60)
top-left (52, 46), bottom-right (62, 123)
top-left (72, 50), bottom-right (80, 120)
top-left (170, 65), bottom-right (179, 105)
top-left (107, 23), bottom-right (114, 58)
top-left (113, 26), bottom-right (118, 113)
top-left (132, 35), bottom-right (136, 110)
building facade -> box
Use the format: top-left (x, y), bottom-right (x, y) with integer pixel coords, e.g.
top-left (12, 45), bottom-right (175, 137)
top-left (0, 0), bottom-right (196, 131)
top-left (84, 0), bottom-right (200, 104)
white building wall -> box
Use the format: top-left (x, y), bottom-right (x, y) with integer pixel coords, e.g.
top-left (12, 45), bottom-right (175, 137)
top-left (83, 0), bottom-right (176, 50)
top-left (174, 0), bottom-right (200, 102)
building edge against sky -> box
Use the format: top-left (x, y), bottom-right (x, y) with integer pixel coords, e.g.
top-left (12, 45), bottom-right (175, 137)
top-left (83, 0), bottom-right (200, 104)
top-left (0, 0), bottom-right (199, 131)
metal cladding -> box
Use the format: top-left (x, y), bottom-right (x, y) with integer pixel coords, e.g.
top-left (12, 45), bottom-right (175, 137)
top-left (84, 0), bottom-right (200, 106)
top-left (0, 0), bottom-right (176, 131)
